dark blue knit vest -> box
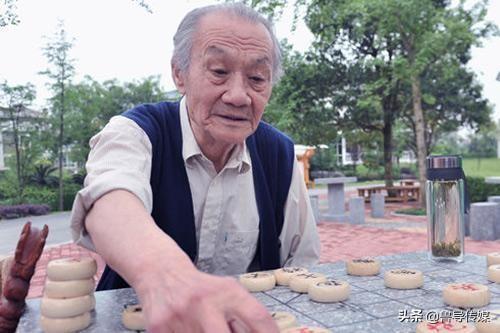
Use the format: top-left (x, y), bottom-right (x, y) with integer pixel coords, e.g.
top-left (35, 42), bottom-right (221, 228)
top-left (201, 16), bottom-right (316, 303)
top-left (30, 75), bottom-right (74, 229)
top-left (96, 101), bottom-right (294, 290)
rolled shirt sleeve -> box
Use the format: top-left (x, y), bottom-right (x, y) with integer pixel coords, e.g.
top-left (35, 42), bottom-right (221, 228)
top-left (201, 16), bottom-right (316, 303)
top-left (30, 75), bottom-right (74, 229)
top-left (70, 116), bottom-right (153, 251)
top-left (279, 157), bottom-right (321, 267)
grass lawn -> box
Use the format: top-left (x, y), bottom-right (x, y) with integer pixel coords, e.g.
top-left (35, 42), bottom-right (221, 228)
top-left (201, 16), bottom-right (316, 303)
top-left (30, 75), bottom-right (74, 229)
top-left (462, 158), bottom-right (500, 178)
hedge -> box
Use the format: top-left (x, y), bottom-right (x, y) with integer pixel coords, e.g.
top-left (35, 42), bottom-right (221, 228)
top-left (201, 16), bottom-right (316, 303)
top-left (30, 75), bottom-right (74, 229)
top-left (466, 176), bottom-right (500, 203)
top-left (0, 204), bottom-right (50, 219)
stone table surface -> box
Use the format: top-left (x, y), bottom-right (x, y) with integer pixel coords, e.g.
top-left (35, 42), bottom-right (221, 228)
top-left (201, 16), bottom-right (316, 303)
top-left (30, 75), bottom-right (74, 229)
top-left (18, 252), bottom-right (500, 333)
top-left (314, 177), bottom-right (358, 185)
top-left (485, 176), bottom-right (500, 184)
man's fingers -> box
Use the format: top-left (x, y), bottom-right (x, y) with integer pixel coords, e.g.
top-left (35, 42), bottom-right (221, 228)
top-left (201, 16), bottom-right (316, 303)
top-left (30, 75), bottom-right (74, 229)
top-left (231, 294), bottom-right (279, 333)
top-left (229, 318), bottom-right (250, 333)
top-left (199, 307), bottom-right (232, 333)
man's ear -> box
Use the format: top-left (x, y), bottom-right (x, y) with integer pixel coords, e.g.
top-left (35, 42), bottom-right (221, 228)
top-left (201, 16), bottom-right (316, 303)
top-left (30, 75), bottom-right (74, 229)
top-left (171, 62), bottom-right (186, 95)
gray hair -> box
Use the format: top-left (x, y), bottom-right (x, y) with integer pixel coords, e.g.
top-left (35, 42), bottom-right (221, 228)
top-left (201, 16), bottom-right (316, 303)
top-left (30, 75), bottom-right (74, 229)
top-left (172, 2), bottom-right (283, 84)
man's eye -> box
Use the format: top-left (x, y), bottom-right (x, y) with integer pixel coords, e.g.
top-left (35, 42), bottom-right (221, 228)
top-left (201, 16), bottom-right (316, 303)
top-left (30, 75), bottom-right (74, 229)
top-left (212, 69), bottom-right (228, 76)
top-left (250, 76), bottom-right (265, 83)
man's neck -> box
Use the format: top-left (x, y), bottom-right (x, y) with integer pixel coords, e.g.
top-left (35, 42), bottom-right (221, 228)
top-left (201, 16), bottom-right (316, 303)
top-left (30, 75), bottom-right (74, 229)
top-left (189, 122), bottom-right (236, 174)
top-left (198, 137), bottom-right (236, 173)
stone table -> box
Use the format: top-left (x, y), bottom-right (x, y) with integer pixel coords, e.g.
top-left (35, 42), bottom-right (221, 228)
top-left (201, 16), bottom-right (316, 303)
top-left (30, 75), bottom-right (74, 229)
top-left (315, 177), bottom-right (357, 221)
top-left (485, 176), bottom-right (500, 184)
top-left (19, 252), bottom-right (500, 333)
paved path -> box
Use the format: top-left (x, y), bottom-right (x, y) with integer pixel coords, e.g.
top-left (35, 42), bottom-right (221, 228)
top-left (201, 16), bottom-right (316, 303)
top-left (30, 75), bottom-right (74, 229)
top-left (0, 212), bottom-right (72, 254)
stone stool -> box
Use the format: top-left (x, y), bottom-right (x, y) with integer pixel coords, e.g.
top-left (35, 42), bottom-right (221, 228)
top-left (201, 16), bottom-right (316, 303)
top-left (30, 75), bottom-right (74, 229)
top-left (309, 194), bottom-right (320, 224)
top-left (370, 193), bottom-right (385, 218)
top-left (349, 197), bottom-right (365, 224)
top-left (470, 202), bottom-right (500, 241)
top-left (488, 196), bottom-right (500, 204)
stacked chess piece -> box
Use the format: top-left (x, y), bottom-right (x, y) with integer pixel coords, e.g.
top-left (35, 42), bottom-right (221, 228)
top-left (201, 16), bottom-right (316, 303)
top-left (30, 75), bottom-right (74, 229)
top-left (40, 257), bottom-right (97, 333)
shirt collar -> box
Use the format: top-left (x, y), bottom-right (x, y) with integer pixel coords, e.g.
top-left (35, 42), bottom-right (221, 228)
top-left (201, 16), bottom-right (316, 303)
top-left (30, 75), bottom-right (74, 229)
top-left (179, 96), bottom-right (251, 173)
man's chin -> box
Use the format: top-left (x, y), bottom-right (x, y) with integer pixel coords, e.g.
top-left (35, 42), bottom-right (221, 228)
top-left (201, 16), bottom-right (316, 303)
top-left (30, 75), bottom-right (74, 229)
top-left (212, 130), bottom-right (253, 146)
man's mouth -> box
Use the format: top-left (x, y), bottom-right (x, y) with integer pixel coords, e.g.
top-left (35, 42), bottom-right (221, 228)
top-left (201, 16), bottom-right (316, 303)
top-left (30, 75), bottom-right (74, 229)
top-left (218, 114), bottom-right (248, 121)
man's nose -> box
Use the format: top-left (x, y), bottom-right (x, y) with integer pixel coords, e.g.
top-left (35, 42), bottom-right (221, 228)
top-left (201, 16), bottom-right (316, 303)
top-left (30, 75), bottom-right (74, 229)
top-left (221, 74), bottom-right (251, 107)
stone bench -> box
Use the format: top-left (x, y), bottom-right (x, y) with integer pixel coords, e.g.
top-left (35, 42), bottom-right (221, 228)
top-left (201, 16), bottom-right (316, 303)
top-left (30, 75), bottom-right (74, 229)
top-left (470, 202), bottom-right (500, 241)
top-left (370, 193), bottom-right (385, 218)
top-left (349, 197), bottom-right (365, 224)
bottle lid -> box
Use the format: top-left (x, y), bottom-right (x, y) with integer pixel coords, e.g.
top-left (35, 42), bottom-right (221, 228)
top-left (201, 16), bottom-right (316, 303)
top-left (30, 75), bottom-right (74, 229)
top-left (426, 155), bottom-right (462, 169)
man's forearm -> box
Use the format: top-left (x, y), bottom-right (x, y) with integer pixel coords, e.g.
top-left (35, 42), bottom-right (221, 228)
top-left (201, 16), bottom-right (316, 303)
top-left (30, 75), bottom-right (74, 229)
top-left (85, 189), bottom-right (195, 290)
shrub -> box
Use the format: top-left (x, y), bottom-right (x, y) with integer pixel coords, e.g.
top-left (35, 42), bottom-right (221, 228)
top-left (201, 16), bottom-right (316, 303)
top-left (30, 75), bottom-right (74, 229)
top-left (466, 176), bottom-right (500, 203)
top-left (29, 204), bottom-right (51, 215)
top-left (0, 204), bottom-right (50, 219)
top-left (63, 183), bottom-right (82, 211)
top-left (22, 186), bottom-right (58, 211)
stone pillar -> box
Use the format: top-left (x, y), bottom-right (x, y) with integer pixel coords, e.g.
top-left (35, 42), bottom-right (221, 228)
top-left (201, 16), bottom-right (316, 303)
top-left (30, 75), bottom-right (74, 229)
top-left (370, 193), bottom-right (385, 218)
top-left (349, 197), bottom-right (365, 224)
top-left (309, 194), bottom-right (320, 224)
top-left (464, 212), bottom-right (470, 237)
top-left (470, 202), bottom-right (499, 241)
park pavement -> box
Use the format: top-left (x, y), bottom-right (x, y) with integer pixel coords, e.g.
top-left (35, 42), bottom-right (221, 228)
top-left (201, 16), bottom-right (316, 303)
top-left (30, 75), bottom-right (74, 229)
top-left (0, 187), bottom-right (498, 299)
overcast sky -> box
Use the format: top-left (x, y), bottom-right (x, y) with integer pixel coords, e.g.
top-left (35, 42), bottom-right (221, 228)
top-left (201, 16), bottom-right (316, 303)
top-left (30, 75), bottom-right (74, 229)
top-left (1, 0), bottom-right (499, 123)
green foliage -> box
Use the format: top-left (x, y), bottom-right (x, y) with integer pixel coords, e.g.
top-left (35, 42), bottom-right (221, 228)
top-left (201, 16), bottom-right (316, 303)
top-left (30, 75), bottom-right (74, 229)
top-left (394, 208), bottom-right (426, 216)
top-left (264, 44), bottom-right (339, 145)
top-left (466, 176), bottom-right (500, 203)
top-left (0, 170), bottom-right (22, 204)
top-left (65, 75), bottom-right (168, 168)
top-left (21, 186), bottom-right (58, 210)
top-left (39, 20), bottom-right (76, 211)
top-left (310, 146), bottom-right (340, 172)
top-left (0, 0), bottom-right (19, 27)
top-left (466, 129), bottom-right (498, 158)
top-left (29, 160), bottom-right (58, 187)
top-left (0, 81), bottom-right (42, 197)
top-left (62, 183), bottom-right (81, 210)
top-left (0, 180), bottom-right (82, 211)
top-left (432, 133), bottom-right (468, 156)
top-left (131, 0), bottom-right (153, 13)
top-left (243, 0), bottom-right (496, 190)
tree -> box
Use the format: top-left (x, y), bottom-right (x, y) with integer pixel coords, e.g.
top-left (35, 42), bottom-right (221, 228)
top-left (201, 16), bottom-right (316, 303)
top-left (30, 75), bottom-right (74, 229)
top-left (467, 128), bottom-right (497, 158)
top-left (1, 0), bottom-right (151, 28)
top-left (242, 0), bottom-right (496, 205)
top-left (403, 59), bottom-right (492, 156)
top-left (265, 1), bottom-right (407, 188)
top-left (0, 81), bottom-right (38, 200)
top-left (40, 21), bottom-right (75, 211)
top-left (131, 0), bottom-right (153, 13)
top-left (380, 0), bottom-right (497, 205)
top-left (264, 44), bottom-right (339, 146)
top-left (0, 0), bottom-right (19, 27)
top-left (64, 75), bottom-right (168, 169)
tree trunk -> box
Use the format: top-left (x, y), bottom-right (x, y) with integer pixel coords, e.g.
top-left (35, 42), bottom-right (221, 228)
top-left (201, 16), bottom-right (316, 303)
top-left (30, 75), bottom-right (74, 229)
top-left (411, 77), bottom-right (427, 207)
top-left (383, 121), bottom-right (394, 188)
top-left (11, 107), bottom-right (23, 202)
top-left (58, 83), bottom-right (65, 211)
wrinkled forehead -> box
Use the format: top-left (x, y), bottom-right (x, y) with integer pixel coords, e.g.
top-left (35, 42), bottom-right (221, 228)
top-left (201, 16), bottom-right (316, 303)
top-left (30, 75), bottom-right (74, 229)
top-left (192, 12), bottom-right (273, 62)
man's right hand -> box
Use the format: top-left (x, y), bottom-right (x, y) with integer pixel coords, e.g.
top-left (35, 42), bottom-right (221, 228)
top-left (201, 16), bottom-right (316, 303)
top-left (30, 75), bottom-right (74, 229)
top-left (135, 263), bottom-right (280, 333)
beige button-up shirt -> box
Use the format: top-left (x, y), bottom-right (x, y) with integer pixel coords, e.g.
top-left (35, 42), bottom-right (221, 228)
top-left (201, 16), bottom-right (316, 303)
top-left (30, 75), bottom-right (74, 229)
top-left (70, 98), bottom-right (320, 275)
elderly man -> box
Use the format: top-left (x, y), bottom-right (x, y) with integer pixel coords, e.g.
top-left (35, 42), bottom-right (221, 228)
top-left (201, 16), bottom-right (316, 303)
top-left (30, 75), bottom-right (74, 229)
top-left (70, 3), bottom-right (320, 332)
